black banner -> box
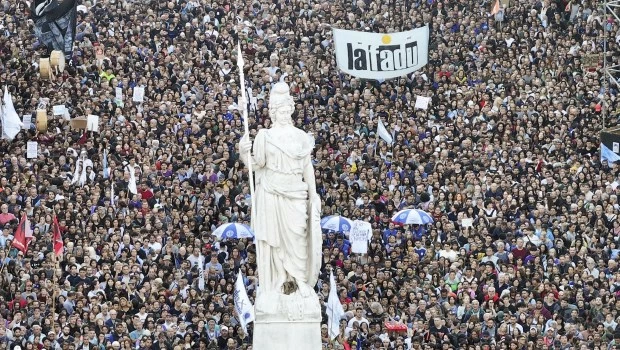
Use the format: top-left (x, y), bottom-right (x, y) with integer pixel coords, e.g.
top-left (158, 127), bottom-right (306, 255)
top-left (31, 0), bottom-right (77, 57)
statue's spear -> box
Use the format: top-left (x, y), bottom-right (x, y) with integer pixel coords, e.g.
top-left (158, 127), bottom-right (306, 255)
top-left (237, 42), bottom-right (256, 219)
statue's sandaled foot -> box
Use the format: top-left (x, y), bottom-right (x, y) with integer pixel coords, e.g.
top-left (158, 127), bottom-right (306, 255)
top-left (282, 280), bottom-right (298, 295)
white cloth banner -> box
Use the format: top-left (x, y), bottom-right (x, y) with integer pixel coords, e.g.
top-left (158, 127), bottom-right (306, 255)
top-left (71, 156), bottom-right (94, 187)
top-left (333, 26), bottom-right (429, 80)
top-left (350, 220), bottom-right (372, 254)
top-left (234, 272), bottom-right (255, 333)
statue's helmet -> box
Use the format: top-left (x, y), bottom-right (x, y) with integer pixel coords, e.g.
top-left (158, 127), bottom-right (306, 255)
top-left (268, 82), bottom-right (294, 110)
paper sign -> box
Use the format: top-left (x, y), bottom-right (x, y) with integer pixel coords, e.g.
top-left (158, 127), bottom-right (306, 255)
top-left (87, 115), bottom-right (99, 132)
top-left (462, 218), bottom-right (473, 228)
top-left (414, 96), bottom-right (431, 110)
top-left (350, 220), bottom-right (372, 254)
top-left (22, 115), bottom-right (31, 129)
top-left (26, 142), bottom-right (38, 159)
top-left (132, 86), bottom-right (145, 102)
top-left (53, 105), bottom-right (66, 116)
top-left (115, 87), bottom-right (123, 101)
top-left (614, 142), bottom-right (619, 153)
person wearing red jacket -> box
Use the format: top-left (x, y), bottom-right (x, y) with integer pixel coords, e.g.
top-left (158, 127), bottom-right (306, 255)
top-left (484, 286), bottom-right (500, 304)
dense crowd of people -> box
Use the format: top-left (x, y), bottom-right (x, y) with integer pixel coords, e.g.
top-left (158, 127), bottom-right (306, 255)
top-left (0, 0), bottom-right (618, 349)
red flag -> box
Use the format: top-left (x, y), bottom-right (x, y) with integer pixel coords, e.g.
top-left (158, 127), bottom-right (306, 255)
top-left (52, 216), bottom-right (64, 257)
top-left (12, 214), bottom-right (31, 253)
top-left (77, 131), bottom-right (88, 145)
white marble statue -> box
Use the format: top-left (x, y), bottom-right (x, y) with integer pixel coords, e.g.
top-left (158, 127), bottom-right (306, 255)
top-left (240, 82), bottom-right (322, 297)
top-left (240, 82), bottom-right (322, 349)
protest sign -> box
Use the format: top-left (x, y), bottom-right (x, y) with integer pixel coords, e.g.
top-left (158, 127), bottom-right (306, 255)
top-left (350, 220), bottom-right (372, 254)
top-left (133, 86), bottom-right (145, 102)
top-left (27, 141), bottom-right (38, 158)
top-left (415, 96), bottom-right (431, 110)
top-left (22, 115), bottom-right (31, 129)
top-left (52, 105), bottom-right (66, 116)
top-left (87, 115), bottom-right (99, 132)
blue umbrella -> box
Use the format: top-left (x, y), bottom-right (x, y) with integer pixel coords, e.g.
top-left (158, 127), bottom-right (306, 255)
top-left (212, 223), bottom-right (254, 240)
top-left (391, 209), bottom-right (434, 225)
top-left (320, 215), bottom-right (354, 233)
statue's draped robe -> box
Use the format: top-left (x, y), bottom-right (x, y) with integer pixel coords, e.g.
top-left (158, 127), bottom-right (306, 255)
top-left (251, 127), bottom-right (321, 294)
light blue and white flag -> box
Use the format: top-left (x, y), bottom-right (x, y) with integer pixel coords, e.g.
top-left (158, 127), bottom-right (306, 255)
top-left (198, 255), bottom-right (205, 291)
top-left (103, 149), bottom-right (110, 179)
top-left (234, 272), bottom-right (255, 333)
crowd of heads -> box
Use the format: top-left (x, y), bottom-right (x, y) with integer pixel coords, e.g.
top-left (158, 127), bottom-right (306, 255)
top-left (0, 0), bottom-right (619, 349)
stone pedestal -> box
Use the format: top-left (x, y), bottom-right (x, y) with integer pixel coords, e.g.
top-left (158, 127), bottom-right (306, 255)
top-left (253, 288), bottom-right (322, 350)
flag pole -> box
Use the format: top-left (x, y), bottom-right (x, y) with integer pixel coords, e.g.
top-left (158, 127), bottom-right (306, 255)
top-left (50, 250), bottom-right (57, 333)
top-left (237, 42), bottom-right (259, 282)
top-left (0, 247), bottom-right (7, 275)
top-left (237, 42), bottom-right (255, 202)
top-left (50, 211), bottom-right (60, 333)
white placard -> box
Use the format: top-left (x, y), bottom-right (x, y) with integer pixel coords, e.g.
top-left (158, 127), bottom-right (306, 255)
top-left (115, 87), bottom-right (123, 101)
top-left (26, 141), bottom-right (38, 159)
top-left (415, 96), bottom-right (431, 110)
top-left (22, 115), bottom-right (31, 130)
top-left (461, 218), bottom-right (473, 228)
top-left (614, 142), bottom-right (619, 153)
top-left (132, 86), bottom-right (145, 102)
top-left (350, 220), bottom-right (372, 255)
top-left (332, 26), bottom-right (429, 80)
top-left (53, 105), bottom-right (66, 116)
top-left (87, 115), bottom-right (99, 132)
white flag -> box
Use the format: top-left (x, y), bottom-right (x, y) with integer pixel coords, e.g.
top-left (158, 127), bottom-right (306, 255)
top-left (234, 272), bottom-right (255, 333)
top-left (377, 118), bottom-right (393, 144)
top-left (127, 164), bottom-right (138, 195)
top-left (326, 271), bottom-right (345, 340)
top-left (198, 255), bottom-right (205, 291)
top-left (110, 182), bottom-right (115, 208)
top-left (1, 86), bottom-right (23, 141)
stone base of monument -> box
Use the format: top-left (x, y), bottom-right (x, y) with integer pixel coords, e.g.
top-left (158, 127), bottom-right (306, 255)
top-left (253, 289), bottom-right (322, 350)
